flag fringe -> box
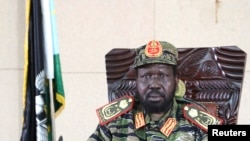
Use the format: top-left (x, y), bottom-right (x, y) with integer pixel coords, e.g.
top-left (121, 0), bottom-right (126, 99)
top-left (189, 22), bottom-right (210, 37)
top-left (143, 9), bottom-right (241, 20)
top-left (22, 0), bottom-right (31, 123)
top-left (55, 93), bottom-right (65, 117)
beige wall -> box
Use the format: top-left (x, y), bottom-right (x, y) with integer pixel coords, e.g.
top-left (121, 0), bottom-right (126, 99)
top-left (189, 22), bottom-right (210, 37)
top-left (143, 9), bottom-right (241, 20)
top-left (1, 0), bottom-right (249, 140)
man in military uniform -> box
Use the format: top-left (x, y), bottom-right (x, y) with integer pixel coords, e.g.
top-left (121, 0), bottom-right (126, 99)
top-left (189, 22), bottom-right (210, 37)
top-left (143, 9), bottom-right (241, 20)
top-left (87, 40), bottom-right (223, 141)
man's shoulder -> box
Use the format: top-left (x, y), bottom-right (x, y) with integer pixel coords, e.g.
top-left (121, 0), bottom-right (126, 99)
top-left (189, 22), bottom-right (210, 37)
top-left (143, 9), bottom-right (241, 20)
top-left (175, 97), bottom-right (223, 132)
top-left (95, 95), bottom-right (135, 126)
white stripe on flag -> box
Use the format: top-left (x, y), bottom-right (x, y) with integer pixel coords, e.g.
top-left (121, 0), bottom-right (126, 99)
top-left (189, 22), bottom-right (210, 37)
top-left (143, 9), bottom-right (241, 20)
top-left (41, 0), bottom-right (54, 79)
top-left (49, 0), bottom-right (59, 55)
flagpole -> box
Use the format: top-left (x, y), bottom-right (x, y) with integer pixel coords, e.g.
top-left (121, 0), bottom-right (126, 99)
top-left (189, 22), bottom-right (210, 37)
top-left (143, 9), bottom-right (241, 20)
top-left (40, 0), bottom-right (56, 140)
top-left (49, 79), bottom-right (56, 141)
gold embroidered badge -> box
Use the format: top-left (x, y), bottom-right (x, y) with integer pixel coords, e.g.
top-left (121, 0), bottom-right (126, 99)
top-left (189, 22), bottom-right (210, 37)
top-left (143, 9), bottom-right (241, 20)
top-left (96, 96), bottom-right (134, 125)
top-left (183, 104), bottom-right (223, 132)
top-left (145, 40), bottom-right (162, 57)
top-left (160, 118), bottom-right (177, 137)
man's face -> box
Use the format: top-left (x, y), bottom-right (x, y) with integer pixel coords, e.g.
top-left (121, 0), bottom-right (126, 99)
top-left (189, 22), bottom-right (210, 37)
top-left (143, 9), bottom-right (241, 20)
top-left (136, 64), bottom-right (178, 114)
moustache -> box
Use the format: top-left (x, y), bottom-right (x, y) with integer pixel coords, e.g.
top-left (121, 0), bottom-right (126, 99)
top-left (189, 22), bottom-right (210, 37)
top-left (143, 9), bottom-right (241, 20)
top-left (145, 90), bottom-right (165, 99)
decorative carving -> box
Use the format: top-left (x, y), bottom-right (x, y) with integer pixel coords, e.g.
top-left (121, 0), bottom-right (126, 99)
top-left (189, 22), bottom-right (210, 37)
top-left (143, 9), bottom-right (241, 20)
top-left (109, 80), bottom-right (136, 102)
top-left (105, 49), bottom-right (136, 82)
top-left (178, 48), bottom-right (209, 77)
top-left (184, 79), bottom-right (234, 101)
top-left (105, 46), bottom-right (246, 125)
top-left (202, 61), bottom-right (217, 76)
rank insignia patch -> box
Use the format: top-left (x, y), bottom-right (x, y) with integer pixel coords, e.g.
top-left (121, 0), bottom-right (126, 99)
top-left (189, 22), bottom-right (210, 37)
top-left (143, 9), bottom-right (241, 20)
top-left (183, 104), bottom-right (223, 132)
top-left (160, 118), bottom-right (177, 137)
top-left (96, 95), bottom-right (134, 125)
top-left (135, 112), bottom-right (145, 129)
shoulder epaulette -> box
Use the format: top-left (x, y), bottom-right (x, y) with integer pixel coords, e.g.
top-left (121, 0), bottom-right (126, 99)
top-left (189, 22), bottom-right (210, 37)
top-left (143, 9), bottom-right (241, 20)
top-left (96, 95), bottom-right (134, 125)
top-left (183, 104), bottom-right (223, 132)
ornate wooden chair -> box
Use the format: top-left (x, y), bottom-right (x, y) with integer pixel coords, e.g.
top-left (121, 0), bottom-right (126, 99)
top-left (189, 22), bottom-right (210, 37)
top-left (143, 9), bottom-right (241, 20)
top-left (105, 46), bottom-right (246, 125)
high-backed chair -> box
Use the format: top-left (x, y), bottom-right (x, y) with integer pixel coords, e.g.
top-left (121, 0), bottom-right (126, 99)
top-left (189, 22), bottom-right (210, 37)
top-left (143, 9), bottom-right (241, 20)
top-left (105, 46), bottom-right (246, 125)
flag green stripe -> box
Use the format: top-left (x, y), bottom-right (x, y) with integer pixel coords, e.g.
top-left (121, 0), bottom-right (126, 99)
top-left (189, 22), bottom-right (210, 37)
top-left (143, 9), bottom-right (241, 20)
top-left (53, 54), bottom-right (65, 117)
top-left (54, 54), bottom-right (64, 94)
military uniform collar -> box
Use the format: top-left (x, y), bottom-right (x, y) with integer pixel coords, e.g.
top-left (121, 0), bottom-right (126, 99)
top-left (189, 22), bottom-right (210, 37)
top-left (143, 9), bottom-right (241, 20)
top-left (134, 99), bottom-right (178, 137)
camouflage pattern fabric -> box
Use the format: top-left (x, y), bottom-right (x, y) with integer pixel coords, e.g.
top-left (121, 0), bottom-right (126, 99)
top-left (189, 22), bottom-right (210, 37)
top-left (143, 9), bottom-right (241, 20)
top-left (87, 98), bottom-right (208, 141)
top-left (133, 40), bottom-right (178, 68)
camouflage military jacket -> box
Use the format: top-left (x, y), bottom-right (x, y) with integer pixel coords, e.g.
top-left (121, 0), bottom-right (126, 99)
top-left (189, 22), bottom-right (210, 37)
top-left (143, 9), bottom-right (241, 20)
top-left (87, 98), bottom-right (208, 141)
